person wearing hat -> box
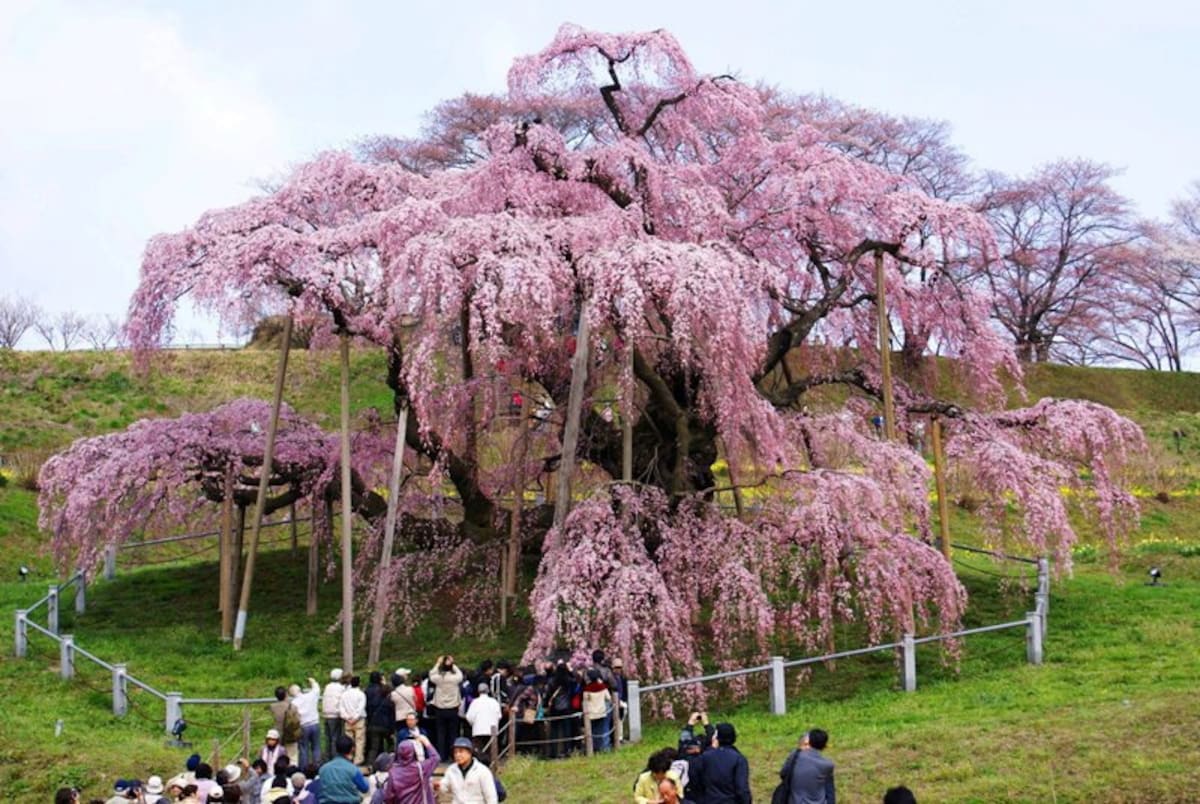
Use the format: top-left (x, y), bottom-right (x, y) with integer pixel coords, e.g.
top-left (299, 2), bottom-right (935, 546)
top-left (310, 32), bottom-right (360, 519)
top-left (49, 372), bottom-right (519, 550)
top-left (142, 776), bottom-right (165, 804)
top-left (464, 682), bottom-right (502, 757)
top-left (582, 667), bottom-right (613, 752)
top-left (320, 734), bottom-right (369, 803)
top-left (322, 668), bottom-right (347, 761)
top-left (259, 727), bottom-right (286, 769)
top-left (688, 722), bottom-right (750, 804)
top-left (214, 765), bottom-right (242, 804)
top-left (390, 669), bottom-right (420, 744)
top-left (382, 733), bottom-right (439, 804)
top-left (439, 737), bottom-right (497, 804)
top-left (364, 752), bottom-right (393, 801)
top-left (104, 779), bottom-right (130, 804)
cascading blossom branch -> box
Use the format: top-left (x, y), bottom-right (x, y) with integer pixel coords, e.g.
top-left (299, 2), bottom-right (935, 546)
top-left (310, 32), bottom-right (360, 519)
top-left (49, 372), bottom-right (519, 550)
top-left (38, 399), bottom-right (339, 577)
top-left (945, 398), bottom-right (1146, 567)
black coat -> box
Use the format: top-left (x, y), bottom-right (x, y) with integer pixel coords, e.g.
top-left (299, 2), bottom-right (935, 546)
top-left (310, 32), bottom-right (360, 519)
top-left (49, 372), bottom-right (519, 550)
top-left (692, 745), bottom-right (752, 804)
top-left (365, 683), bottom-right (394, 729)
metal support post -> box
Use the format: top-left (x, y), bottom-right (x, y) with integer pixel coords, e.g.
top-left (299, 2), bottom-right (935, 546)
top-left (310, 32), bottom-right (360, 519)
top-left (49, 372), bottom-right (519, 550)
top-left (14, 610), bottom-right (27, 658)
top-left (104, 544), bottom-right (117, 580)
top-left (75, 576), bottom-right (86, 615)
top-left (112, 663), bottom-right (128, 717)
top-left (627, 681), bottom-right (642, 743)
top-left (166, 692), bottom-right (183, 735)
top-left (47, 584), bottom-right (59, 635)
top-left (583, 714), bottom-right (594, 756)
top-left (1037, 557), bottom-right (1050, 636)
top-left (901, 634), bottom-right (917, 692)
top-left (60, 635), bottom-right (74, 680)
top-left (768, 655), bottom-right (786, 715)
top-left (1026, 612), bottom-right (1044, 666)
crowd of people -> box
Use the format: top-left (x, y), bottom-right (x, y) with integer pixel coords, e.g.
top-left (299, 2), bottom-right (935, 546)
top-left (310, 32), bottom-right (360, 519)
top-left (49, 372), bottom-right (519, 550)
top-left (53, 649), bottom-right (626, 804)
top-left (51, 651), bottom-right (919, 803)
top-left (630, 713), bottom-right (916, 804)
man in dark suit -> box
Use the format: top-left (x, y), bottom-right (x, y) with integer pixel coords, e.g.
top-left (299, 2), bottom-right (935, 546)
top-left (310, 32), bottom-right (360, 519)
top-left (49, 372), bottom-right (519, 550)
top-left (691, 722), bottom-right (751, 803)
top-left (784, 728), bottom-right (836, 804)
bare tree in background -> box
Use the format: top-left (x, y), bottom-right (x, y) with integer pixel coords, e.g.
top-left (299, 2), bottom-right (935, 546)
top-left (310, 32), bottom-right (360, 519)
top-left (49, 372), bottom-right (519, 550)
top-left (0, 296), bottom-right (40, 349)
top-left (33, 310), bottom-right (89, 351)
top-left (83, 315), bottom-right (124, 351)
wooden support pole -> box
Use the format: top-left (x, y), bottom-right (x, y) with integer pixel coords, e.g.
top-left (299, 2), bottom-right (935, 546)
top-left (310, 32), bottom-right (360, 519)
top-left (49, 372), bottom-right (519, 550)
top-left (622, 347), bottom-right (633, 483)
top-left (219, 469), bottom-right (233, 634)
top-left (242, 707), bottom-right (252, 760)
top-left (233, 315), bottom-right (292, 651)
top-left (505, 392), bottom-right (529, 607)
top-left (290, 502), bottom-right (299, 554)
top-left (875, 250), bottom-right (897, 442)
top-left (368, 404), bottom-right (408, 667)
top-left (553, 299), bottom-right (591, 532)
top-left (931, 417), bottom-right (952, 560)
top-left (306, 504), bottom-right (319, 616)
top-left (339, 333), bottom-right (355, 675)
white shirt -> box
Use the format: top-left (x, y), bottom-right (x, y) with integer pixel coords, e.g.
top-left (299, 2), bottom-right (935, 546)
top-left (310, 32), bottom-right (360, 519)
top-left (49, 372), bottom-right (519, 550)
top-left (464, 694), bottom-right (503, 738)
top-left (338, 686), bottom-right (367, 722)
top-left (441, 760), bottom-right (497, 804)
top-left (294, 680), bottom-right (321, 726)
top-left (322, 681), bottom-right (346, 717)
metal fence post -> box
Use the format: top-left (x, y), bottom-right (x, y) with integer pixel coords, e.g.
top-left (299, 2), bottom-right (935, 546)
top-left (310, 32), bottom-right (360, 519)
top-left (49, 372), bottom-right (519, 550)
top-left (490, 724), bottom-right (500, 766)
top-left (1037, 557), bottom-right (1050, 636)
top-left (1026, 612), bottom-right (1044, 666)
top-left (627, 681), bottom-right (642, 743)
top-left (104, 545), bottom-right (117, 580)
top-left (166, 692), bottom-right (183, 735)
top-left (75, 575), bottom-right (86, 615)
top-left (769, 655), bottom-right (786, 715)
top-left (901, 634), bottom-right (917, 692)
top-left (47, 584), bottom-right (59, 635)
top-left (14, 610), bottom-right (27, 658)
top-left (60, 635), bottom-right (74, 680)
top-left (112, 663), bottom-right (128, 717)
top-left (583, 714), bottom-right (594, 756)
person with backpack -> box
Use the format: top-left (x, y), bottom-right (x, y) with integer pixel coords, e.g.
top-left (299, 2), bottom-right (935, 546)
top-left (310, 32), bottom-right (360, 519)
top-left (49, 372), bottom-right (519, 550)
top-left (269, 686), bottom-right (300, 762)
top-left (544, 661), bottom-right (576, 759)
top-left (381, 734), bottom-right (439, 804)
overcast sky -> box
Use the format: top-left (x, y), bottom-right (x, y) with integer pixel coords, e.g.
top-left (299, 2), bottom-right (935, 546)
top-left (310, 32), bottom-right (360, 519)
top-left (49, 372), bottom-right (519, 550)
top-left (3, 0), bottom-right (1198, 346)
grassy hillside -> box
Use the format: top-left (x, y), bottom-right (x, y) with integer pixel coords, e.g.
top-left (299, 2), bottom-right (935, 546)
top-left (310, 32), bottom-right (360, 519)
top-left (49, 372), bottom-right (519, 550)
top-left (2, 350), bottom-right (1200, 801)
top-left (0, 492), bottom-right (1195, 802)
top-left (6, 347), bottom-right (1200, 465)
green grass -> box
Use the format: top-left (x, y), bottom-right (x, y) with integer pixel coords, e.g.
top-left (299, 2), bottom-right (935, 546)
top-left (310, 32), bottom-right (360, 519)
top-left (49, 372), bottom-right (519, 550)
top-left (1, 478), bottom-right (1198, 802)
top-left (4, 352), bottom-right (1200, 800)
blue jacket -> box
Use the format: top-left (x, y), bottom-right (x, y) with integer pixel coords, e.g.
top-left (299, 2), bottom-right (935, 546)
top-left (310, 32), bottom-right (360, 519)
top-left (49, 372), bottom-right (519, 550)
top-left (318, 755), bottom-right (368, 803)
top-left (692, 745), bottom-right (751, 804)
